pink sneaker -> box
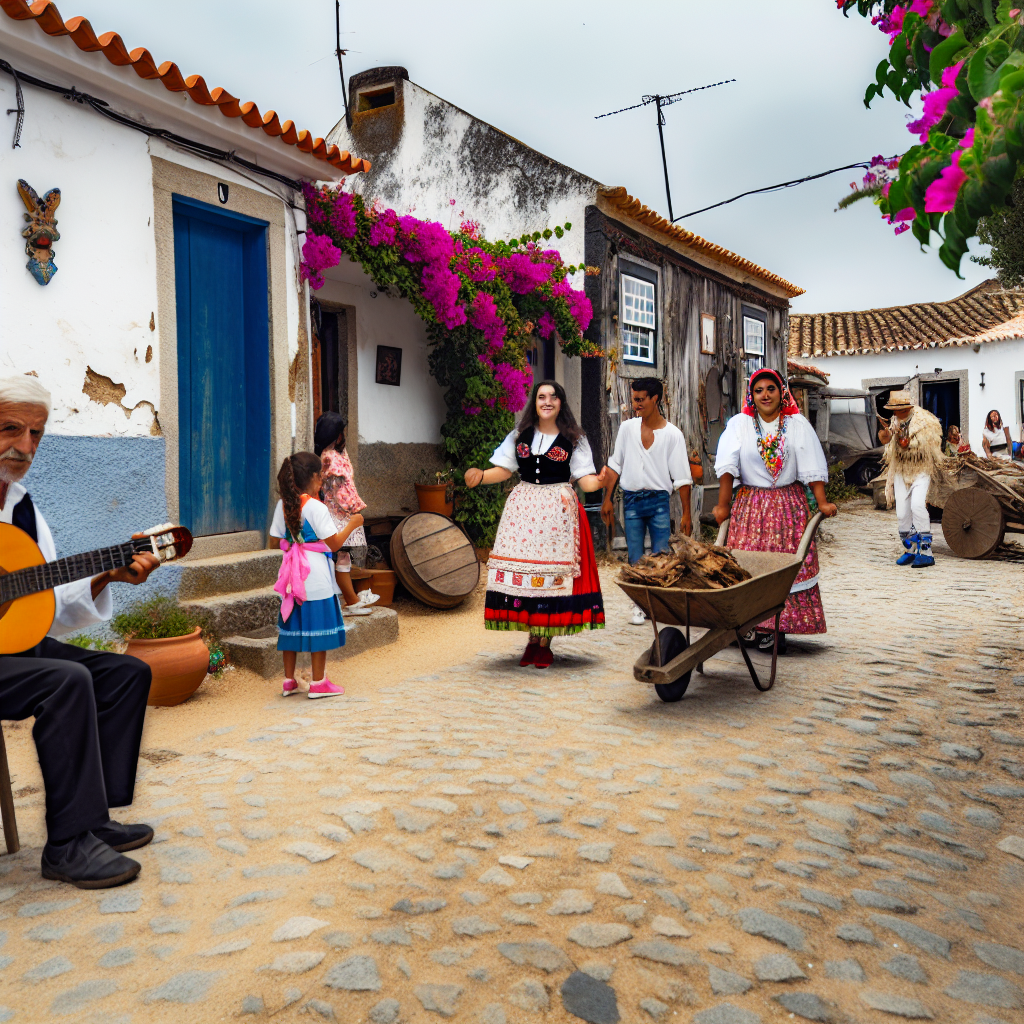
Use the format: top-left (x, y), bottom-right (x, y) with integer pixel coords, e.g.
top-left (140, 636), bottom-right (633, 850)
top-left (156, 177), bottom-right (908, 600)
top-left (307, 677), bottom-right (345, 699)
top-left (282, 678), bottom-right (298, 696)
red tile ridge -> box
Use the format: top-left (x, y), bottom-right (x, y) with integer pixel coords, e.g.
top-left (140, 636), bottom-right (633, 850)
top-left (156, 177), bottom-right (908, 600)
top-left (598, 185), bottom-right (803, 298)
top-left (1, 0), bottom-right (369, 176)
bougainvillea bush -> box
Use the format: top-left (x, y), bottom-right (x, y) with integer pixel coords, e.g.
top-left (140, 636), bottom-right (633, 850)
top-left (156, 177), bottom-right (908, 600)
top-left (838, 1), bottom-right (1024, 274)
top-left (300, 184), bottom-right (599, 544)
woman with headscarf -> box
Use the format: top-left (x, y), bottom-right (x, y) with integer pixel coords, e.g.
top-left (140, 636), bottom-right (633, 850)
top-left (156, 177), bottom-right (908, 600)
top-left (713, 368), bottom-right (837, 654)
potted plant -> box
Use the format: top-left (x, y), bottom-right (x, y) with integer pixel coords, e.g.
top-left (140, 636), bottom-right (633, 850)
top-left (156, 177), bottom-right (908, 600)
top-left (414, 466), bottom-right (455, 517)
top-left (110, 597), bottom-right (213, 707)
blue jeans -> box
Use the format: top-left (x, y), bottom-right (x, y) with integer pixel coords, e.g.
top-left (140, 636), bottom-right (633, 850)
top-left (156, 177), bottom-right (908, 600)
top-left (623, 489), bottom-right (671, 565)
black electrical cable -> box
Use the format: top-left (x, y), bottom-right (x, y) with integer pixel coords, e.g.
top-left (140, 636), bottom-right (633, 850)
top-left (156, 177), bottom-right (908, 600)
top-left (0, 58), bottom-right (304, 192)
top-left (336, 0), bottom-right (351, 130)
top-left (673, 159), bottom-right (897, 221)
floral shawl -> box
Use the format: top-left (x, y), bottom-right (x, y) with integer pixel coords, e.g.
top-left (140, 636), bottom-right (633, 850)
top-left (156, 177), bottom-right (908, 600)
top-left (321, 447), bottom-right (366, 521)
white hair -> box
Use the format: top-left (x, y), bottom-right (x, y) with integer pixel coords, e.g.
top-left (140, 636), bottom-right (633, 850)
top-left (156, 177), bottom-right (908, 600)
top-left (0, 376), bottom-right (51, 414)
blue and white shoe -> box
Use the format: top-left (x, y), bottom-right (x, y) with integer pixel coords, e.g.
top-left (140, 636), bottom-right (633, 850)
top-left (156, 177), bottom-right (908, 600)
top-left (912, 533), bottom-right (935, 568)
top-left (896, 533), bottom-right (919, 566)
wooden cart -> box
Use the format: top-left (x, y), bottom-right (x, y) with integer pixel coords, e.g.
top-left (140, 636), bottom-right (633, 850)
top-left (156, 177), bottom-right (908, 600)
top-left (616, 512), bottom-right (824, 703)
top-left (934, 455), bottom-right (1024, 559)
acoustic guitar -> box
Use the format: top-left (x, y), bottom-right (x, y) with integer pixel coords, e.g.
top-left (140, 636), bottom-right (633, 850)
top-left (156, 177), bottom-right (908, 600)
top-left (0, 522), bottom-right (192, 654)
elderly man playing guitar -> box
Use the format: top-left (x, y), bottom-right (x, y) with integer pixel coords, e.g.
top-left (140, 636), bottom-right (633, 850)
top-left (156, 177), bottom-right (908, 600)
top-left (0, 376), bottom-right (159, 889)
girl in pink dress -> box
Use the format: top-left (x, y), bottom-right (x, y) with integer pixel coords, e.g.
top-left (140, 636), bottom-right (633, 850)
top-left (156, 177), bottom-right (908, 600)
top-left (314, 413), bottom-right (380, 616)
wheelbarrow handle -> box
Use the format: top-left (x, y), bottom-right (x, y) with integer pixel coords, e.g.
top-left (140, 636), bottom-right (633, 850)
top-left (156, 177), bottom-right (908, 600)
top-left (795, 511), bottom-right (825, 563)
top-left (715, 518), bottom-right (730, 546)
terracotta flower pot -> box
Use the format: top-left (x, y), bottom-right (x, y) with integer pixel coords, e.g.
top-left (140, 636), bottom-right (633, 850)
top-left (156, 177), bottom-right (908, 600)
top-left (126, 627), bottom-right (209, 707)
top-left (355, 568), bottom-right (396, 606)
top-left (689, 460), bottom-right (704, 482)
top-left (414, 482), bottom-right (454, 517)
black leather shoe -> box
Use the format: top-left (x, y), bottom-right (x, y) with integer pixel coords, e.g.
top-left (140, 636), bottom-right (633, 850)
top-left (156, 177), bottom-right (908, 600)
top-left (41, 832), bottom-right (141, 889)
top-left (756, 632), bottom-right (787, 656)
top-left (92, 820), bottom-right (154, 852)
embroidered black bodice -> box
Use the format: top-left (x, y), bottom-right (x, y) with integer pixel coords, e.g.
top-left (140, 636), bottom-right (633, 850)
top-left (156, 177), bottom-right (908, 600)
top-left (515, 428), bottom-right (573, 485)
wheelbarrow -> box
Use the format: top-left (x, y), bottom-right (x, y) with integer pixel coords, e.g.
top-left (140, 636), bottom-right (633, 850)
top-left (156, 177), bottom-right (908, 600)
top-left (615, 511), bottom-right (824, 702)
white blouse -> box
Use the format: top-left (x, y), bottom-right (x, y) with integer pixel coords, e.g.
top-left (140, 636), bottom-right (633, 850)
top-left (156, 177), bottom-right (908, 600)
top-left (714, 412), bottom-right (828, 489)
top-left (490, 429), bottom-right (597, 481)
top-left (982, 426), bottom-right (1010, 458)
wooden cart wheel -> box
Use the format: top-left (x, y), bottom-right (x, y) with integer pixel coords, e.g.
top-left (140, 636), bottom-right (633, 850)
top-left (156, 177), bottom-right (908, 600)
top-left (941, 487), bottom-right (1006, 559)
top-left (652, 627), bottom-right (691, 703)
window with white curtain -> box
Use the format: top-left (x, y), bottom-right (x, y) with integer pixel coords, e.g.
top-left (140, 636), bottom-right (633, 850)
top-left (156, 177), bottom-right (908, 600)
top-left (621, 274), bottom-right (656, 363)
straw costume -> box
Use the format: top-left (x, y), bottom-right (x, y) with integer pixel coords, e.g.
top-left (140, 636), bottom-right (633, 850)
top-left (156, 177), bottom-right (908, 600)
top-left (714, 369), bottom-right (830, 636)
top-left (880, 390), bottom-right (945, 567)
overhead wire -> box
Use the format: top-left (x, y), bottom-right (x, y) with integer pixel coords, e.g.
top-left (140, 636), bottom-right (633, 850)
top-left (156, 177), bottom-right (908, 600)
top-left (673, 159), bottom-right (898, 221)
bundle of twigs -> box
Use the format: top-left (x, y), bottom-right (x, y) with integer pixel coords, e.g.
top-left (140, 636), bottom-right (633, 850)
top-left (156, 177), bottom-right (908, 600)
top-left (618, 533), bottom-right (752, 590)
top-left (948, 452), bottom-right (1024, 521)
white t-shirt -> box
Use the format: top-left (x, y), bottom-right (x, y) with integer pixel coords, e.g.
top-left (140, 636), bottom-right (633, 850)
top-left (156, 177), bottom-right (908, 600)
top-left (490, 430), bottom-right (597, 481)
top-left (0, 481), bottom-right (113, 635)
top-left (269, 497), bottom-right (340, 601)
top-left (982, 426), bottom-right (1010, 459)
top-left (606, 417), bottom-right (692, 493)
top-left (714, 412), bottom-right (828, 489)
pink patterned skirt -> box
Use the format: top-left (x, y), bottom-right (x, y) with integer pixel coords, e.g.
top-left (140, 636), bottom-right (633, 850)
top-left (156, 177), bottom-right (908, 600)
top-left (728, 482), bottom-right (826, 635)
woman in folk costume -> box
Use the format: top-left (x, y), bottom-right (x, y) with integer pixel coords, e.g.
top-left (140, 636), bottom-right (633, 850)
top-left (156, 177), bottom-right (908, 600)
top-left (878, 389), bottom-right (945, 567)
top-left (713, 368), bottom-right (837, 655)
top-left (465, 380), bottom-right (605, 668)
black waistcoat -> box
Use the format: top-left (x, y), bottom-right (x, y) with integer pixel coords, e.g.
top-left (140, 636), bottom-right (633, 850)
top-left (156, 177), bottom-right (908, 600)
top-left (11, 491), bottom-right (38, 541)
top-left (516, 428), bottom-right (573, 485)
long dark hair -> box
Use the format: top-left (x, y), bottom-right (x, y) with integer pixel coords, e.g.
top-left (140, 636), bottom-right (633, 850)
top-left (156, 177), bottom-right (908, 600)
top-left (516, 379), bottom-right (584, 445)
top-left (277, 451), bottom-right (322, 539)
top-left (986, 409), bottom-right (1003, 430)
top-left (314, 411), bottom-right (347, 457)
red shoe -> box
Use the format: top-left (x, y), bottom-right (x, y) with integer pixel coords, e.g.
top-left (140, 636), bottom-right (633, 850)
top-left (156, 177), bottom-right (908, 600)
top-left (520, 640), bottom-right (540, 667)
top-left (534, 645), bottom-right (553, 669)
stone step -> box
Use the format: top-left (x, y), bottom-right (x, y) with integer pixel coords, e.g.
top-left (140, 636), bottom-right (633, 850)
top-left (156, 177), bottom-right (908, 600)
top-left (221, 608), bottom-right (399, 677)
top-left (178, 549), bottom-right (282, 600)
top-left (180, 586), bottom-right (280, 637)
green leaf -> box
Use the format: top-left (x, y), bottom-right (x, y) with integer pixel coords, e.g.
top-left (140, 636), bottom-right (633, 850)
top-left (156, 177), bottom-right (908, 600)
top-left (929, 31), bottom-right (967, 86)
top-left (564, 222), bottom-right (572, 231)
top-left (554, 226), bottom-right (564, 238)
top-left (969, 40), bottom-right (1011, 101)
top-left (542, 228), bottom-right (552, 239)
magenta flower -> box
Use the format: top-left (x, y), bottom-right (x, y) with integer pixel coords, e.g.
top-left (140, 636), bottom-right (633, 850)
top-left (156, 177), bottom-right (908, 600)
top-left (468, 292), bottom-right (506, 349)
top-left (552, 280), bottom-right (594, 333)
top-left (493, 362), bottom-right (532, 412)
top-left (924, 150), bottom-right (967, 212)
top-left (498, 253), bottom-right (554, 294)
top-left (302, 233), bottom-right (342, 273)
top-left (463, 405), bottom-right (482, 416)
top-left (421, 263), bottom-right (466, 329)
top-left (369, 208), bottom-right (398, 247)
top-left (536, 312), bottom-right (556, 340)
top-left (455, 246), bottom-right (498, 283)
top-left (329, 191), bottom-right (358, 238)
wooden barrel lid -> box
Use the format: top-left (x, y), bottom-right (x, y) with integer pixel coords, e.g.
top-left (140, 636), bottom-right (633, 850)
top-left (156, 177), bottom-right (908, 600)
top-left (390, 513), bottom-right (480, 608)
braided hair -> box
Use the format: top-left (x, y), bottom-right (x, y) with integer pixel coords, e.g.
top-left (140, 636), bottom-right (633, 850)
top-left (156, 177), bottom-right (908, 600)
top-left (277, 451), bottom-right (322, 539)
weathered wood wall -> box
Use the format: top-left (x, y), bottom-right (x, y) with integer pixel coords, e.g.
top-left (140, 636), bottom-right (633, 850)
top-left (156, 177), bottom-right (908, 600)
top-left (583, 207), bottom-right (790, 534)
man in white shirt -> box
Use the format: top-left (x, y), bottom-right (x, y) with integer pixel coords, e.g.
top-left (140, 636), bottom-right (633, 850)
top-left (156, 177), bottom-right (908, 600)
top-left (600, 378), bottom-right (692, 624)
top-left (0, 376), bottom-right (160, 889)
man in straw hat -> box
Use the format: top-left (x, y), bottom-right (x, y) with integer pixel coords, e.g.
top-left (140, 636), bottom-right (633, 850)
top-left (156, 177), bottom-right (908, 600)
top-left (877, 389), bottom-right (945, 568)
top-left (0, 375), bottom-right (159, 888)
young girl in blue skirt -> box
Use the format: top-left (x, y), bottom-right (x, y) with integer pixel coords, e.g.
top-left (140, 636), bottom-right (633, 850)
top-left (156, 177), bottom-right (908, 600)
top-left (271, 452), bottom-right (363, 698)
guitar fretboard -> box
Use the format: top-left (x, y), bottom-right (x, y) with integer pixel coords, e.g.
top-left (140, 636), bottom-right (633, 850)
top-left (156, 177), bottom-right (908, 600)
top-left (0, 541), bottom-right (138, 605)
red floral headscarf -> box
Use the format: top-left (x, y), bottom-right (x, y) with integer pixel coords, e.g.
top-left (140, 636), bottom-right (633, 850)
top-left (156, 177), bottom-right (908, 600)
top-left (742, 368), bottom-right (800, 418)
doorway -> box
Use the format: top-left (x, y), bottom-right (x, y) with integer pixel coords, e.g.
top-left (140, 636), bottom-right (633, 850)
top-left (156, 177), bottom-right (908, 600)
top-left (311, 306), bottom-right (349, 423)
top-left (921, 378), bottom-right (960, 438)
top-left (172, 196), bottom-right (270, 537)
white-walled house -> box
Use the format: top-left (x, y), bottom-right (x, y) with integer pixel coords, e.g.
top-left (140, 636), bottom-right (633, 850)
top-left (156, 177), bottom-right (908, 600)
top-left (323, 66), bottom-right (803, 533)
top-left (0, 1), bottom-right (369, 576)
top-left (789, 280), bottom-right (1024, 454)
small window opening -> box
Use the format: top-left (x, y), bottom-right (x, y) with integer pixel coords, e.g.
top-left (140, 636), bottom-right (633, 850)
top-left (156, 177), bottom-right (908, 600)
top-left (357, 85), bottom-right (396, 112)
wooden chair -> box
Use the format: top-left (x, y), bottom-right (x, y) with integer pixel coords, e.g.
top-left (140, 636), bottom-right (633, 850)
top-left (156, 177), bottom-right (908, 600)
top-left (0, 727), bottom-right (19, 854)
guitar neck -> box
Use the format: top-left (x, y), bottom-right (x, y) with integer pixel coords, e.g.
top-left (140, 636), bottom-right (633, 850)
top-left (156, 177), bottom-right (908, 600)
top-left (0, 541), bottom-right (138, 605)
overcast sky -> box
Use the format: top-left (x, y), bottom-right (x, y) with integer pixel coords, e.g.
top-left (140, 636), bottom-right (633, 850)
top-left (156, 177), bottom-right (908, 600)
top-left (73, 0), bottom-right (992, 312)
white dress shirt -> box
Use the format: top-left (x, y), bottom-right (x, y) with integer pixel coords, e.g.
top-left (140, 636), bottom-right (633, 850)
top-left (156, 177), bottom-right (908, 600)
top-left (714, 412), bottom-right (828, 489)
top-left (606, 417), bottom-right (692, 493)
top-left (0, 481), bottom-right (113, 636)
top-left (490, 430), bottom-right (597, 481)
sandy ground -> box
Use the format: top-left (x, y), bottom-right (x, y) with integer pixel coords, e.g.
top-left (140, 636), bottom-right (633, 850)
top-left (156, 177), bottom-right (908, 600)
top-left (0, 500), bottom-right (1021, 1024)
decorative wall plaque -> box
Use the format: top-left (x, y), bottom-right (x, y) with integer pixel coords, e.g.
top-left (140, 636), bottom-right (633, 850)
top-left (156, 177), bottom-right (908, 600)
top-left (17, 179), bottom-right (61, 285)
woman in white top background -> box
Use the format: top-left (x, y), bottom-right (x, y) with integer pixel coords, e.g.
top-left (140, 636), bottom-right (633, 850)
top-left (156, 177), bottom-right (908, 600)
top-left (713, 368), bottom-right (837, 655)
top-left (982, 409), bottom-right (1012, 460)
top-left (465, 380), bottom-right (605, 668)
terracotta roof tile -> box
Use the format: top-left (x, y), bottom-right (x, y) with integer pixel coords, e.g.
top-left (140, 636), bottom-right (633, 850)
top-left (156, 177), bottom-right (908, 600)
top-left (597, 186), bottom-right (804, 298)
top-left (788, 279), bottom-right (1024, 358)
top-left (787, 358), bottom-right (829, 382)
top-left (1, 0), bottom-right (369, 177)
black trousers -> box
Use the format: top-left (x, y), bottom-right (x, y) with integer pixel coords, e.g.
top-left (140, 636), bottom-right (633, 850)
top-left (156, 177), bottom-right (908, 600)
top-left (0, 638), bottom-right (151, 842)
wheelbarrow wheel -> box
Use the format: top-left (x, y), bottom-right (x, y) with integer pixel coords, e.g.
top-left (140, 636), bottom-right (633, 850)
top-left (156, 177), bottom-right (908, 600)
top-left (652, 627), bottom-right (691, 703)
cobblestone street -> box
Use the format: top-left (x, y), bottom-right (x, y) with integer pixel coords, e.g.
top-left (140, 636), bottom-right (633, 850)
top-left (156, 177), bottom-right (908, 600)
top-left (1, 500), bottom-right (1022, 1023)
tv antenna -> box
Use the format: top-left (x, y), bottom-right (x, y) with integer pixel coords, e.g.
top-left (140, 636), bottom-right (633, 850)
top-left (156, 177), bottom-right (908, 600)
top-left (595, 79), bottom-right (736, 222)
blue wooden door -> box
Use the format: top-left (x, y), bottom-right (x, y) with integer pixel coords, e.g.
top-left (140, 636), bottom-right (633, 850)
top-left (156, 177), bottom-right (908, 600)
top-left (172, 196), bottom-right (270, 536)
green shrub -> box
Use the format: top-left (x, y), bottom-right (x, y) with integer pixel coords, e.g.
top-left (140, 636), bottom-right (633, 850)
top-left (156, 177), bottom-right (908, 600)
top-left (65, 635), bottom-right (117, 652)
top-left (824, 462), bottom-right (859, 504)
top-left (110, 597), bottom-right (206, 642)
